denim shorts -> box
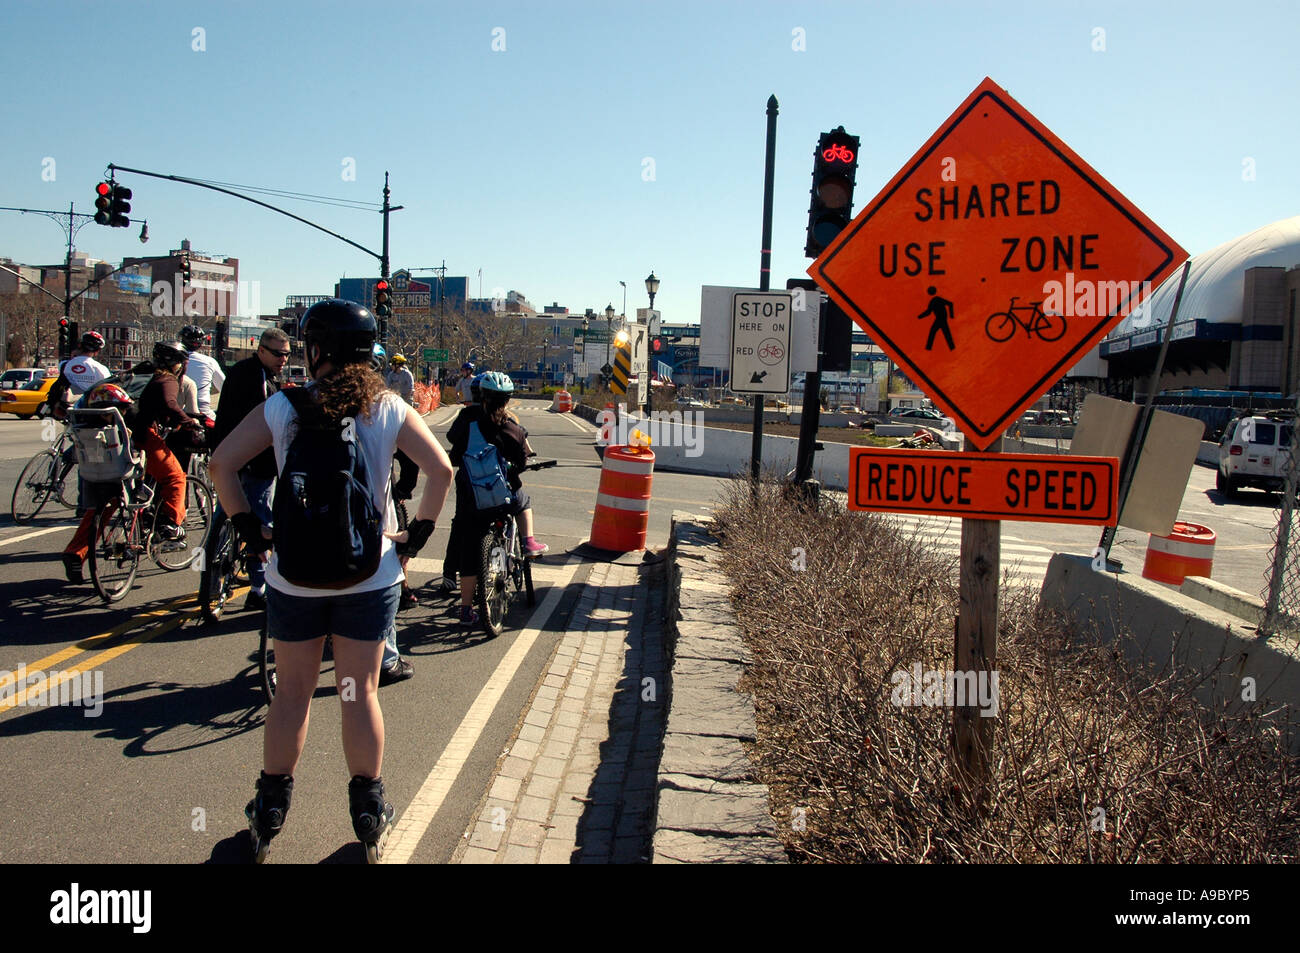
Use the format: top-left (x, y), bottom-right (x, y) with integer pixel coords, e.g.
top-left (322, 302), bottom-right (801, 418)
top-left (266, 582), bottom-right (401, 643)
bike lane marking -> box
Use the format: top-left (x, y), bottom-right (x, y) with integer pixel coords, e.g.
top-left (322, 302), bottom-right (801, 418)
top-left (0, 593), bottom-right (196, 694)
top-left (0, 525), bottom-right (69, 548)
top-left (383, 559), bottom-right (583, 863)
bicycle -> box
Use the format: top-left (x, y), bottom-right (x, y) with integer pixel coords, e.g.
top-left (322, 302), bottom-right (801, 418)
top-left (985, 296), bottom-right (1068, 343)
top-left (476, 459), bottom-right (556, 638)
top-left (11, 427), bottom-right (78, 523)
top-left (85, 458), bottom-right (214, 603)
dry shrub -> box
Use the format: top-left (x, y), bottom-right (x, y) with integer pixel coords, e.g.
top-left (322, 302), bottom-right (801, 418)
top-left (711, 478), bottom-right (1300, 863)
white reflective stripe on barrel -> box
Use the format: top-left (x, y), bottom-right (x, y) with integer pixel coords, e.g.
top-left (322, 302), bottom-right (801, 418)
top-left (596, 492), bottom-right (651, 512)
top-left (602, 456), bottom-right (654, 475)
top-left (1148, 535), bottom-right (1215, 560)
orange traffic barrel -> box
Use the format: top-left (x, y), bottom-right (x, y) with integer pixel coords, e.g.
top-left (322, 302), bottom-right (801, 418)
top-left (1142, 521), bottom-right (1216, 585)
top-left (589, 445), bottom-right (655, 552)
top-left (552, 390), bottom-right (573, 413)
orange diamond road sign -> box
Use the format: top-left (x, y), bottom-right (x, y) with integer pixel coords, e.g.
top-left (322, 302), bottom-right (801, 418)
top-left (809, 77), bottom-right (1188, 449)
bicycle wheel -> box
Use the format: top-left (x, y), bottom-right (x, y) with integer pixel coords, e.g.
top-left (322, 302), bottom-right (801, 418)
top-left (11, 450), bottom-right (56, 524)
top-left (199, 512), bottom-right (238, 622)
top-left (56, 458), bottom-right (79, 509)
top-left (152, 476), bottom-right (214, 571)
top-left (89, 504), bottom-right (140, 603)
top-left (477, 527), bottom-right (508, 638)
top-left (984, 312), bottom-right (1016, 343)
top-left (1033, 311), bottom-right (1067, 342)
top-left (259, 618), bottom-right (276, 705)
top-left (523, 557), bottom-right (535, 608)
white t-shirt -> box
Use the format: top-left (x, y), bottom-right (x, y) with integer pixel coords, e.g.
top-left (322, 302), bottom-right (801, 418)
top-left (185, 351), bottom-right (225, 418)
top-left (60, 356), bottom-right (111, 396)
top-left (262, 389), bottom-right (406, 598)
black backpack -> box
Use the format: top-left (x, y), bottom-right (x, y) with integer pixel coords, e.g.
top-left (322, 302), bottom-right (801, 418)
top-left (271, 389), bottom-right (383, 589)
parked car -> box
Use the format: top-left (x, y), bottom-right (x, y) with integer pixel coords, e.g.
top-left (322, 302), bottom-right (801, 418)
top-left (891, 407), bottom-right (945, 421)
top-left (0, 368), bottom-right (46, 390)
top-left (0, 372), bottom-right (58, 418)
top-left (1217, 414), bottom-right (1293, 497)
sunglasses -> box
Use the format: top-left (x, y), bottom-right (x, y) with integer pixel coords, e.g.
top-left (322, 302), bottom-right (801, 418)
top-left (260, 345), bottom-right (291, 358)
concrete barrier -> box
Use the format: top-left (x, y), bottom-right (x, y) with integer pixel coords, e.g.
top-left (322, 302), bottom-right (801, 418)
top-left (1040, 553), bottom-right (1300, 737)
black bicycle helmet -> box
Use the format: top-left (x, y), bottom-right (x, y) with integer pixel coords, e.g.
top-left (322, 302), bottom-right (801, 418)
top-left (153, 341), bottom-right (188, 367)
top-left (80, 331), bottom-right (105, 352)
top-left (179, 324), bottom-right (206, 349)
top-left (299, 298), bottom-right (376, 375)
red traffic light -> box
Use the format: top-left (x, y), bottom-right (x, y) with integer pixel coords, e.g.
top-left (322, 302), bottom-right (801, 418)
top-left (59, 317), bottom-right (69, 327)
top-left (96, 181), bottom-right (111, 196)
top-left (376, 280), bottom-right (389, 291)
top-left (821, 142), bottom-right (855, 164)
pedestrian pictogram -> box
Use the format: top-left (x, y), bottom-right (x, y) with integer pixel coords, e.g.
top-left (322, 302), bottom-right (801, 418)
top-left (808, 77), bottom-right (1188, 448)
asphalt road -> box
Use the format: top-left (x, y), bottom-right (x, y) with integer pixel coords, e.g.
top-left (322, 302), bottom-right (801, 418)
top-left (0, 399), bottom-right (728, 863)
top-left (0, 401), bottom-right (1281, 862)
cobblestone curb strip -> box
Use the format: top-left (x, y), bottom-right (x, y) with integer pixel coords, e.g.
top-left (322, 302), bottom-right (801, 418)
top-left (453, 559), bottom-right (667, 863)
top-left (653, 512), bottom-right (787, 863)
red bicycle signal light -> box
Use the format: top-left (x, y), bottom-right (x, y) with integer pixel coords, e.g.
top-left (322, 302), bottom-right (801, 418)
top-left (805, 126), bottom-right (861, 258)
top-left (822, 142), bottom-right (855, 163)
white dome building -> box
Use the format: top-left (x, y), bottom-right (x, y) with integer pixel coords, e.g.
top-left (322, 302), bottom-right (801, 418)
top-left (1074, 216), bottom-right (1300, 398)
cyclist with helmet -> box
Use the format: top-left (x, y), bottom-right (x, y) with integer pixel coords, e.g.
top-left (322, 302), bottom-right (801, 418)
top-left (180, 324), bottom-right (224, 422)
top-left (456, 362), bottom-right (476, 405)
top-left (445, 371), bottom-right (547, 627)
top-left (210, 298), bottom-right (453, 861)
top-left (209, 327), bottom-right (290, 611)
top-left (59, 381), bottom-right (135, 583)
top-left (385, 353), bottom-right (415, 406)
top-left (48, 331), bottom-right (111, 419)
top-left (133, 341), bottom-right (201, 542)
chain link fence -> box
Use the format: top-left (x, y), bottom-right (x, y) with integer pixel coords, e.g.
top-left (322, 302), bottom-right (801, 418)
top-left (1259, 404), bottom-right (1300, 638)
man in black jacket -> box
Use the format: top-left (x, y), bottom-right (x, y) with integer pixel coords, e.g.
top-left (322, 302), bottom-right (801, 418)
top-left (211, 328), bottom-right (288, 611)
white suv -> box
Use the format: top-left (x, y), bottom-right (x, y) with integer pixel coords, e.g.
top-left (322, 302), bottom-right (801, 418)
top-left (1217, 415), bottom-right (1293, 497)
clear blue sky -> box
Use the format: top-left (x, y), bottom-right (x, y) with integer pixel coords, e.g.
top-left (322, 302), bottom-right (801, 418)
top-left (1, 0), bottom-right (1296, 324)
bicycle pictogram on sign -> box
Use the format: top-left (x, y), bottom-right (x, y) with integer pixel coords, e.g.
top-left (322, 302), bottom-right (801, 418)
top-left (822, 142), bottom-right (855, 163)
top-left (757, 338), bottom-right (785, 365)
top-left (985, 297), bottom-right (1067, 343)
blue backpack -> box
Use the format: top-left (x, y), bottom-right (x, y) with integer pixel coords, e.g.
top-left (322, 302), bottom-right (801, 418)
top-left (272, 389), bottom-right (384, 588)
top-left (463, 420), bottom-right (513, 511)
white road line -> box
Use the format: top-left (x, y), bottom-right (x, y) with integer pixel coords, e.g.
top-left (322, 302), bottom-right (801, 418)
top-left (383, 559), bottom-right (582, 864)
top-left (554, 411), bottom-right (597, 434)
top-left (0, 525), bottom-right (68, 548)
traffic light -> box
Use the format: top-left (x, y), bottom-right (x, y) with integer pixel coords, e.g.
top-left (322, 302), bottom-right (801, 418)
top-left (374, 279), bottom-right (391, 318)
top-left (94, 182), bottom-right (112, 225)
top-left (652, 336), bottom-right (663, 354)
top-left (214, 320), bottom-right (228, 356)
top-left (69, 322), bottom-right (79, 348)
top-left (804, 126), bottom-right (860, 259)
top-left (180, 256), bottom-right (191, 285)
top-left (57, 317), bottom-right (71, 357)
top-left (109, 184), bottom-right (132, 227)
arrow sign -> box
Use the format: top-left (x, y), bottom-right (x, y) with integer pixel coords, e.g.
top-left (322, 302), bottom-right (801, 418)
top-left (809, 77), bottom-right (1187, 449)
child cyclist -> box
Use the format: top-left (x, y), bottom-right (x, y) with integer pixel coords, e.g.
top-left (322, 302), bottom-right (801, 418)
top-left (210, 298), bottom-right (453, 861)
top-left (445, 371), bottom-right (547, 628)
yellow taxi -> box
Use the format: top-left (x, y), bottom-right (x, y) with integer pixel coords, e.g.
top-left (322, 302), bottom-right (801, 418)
top-left (0, 371), bottom-right (59, 418)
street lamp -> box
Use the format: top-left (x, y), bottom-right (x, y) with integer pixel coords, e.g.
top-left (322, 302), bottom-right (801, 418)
top-left (644, 272), bottom-right (660, 416)
top-left (604, 303), bottom-right (615, 376)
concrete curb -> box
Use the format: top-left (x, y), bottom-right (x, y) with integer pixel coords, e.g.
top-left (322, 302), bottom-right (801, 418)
top-left (1041, 553), bottom-right (1300, 742)
top-left (652, 511), bottom-right (786, 863)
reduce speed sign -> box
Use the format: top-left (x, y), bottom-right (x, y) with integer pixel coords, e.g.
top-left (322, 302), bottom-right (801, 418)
top-left (730, 291), bottom-right (792, 394)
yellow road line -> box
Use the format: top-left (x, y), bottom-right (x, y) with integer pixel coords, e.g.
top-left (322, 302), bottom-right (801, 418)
top-left (0, 611), bottom-right (195, 713)
top-left (0, 593), bottom-right (196, 692)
